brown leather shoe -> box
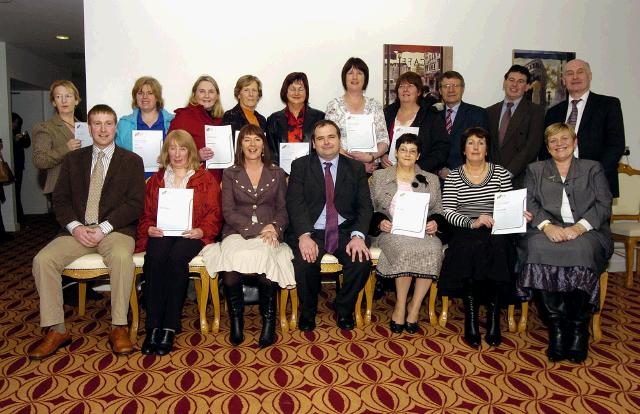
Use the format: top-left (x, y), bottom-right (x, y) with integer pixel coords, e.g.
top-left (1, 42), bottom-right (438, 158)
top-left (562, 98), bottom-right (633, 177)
top-left (29, 330), bottom-right (72, 360)
top-left (109, 327), bottom-right (134, 355)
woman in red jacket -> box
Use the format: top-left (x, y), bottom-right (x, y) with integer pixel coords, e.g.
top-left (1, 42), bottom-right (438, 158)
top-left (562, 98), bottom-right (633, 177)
top-left (135, 129), bottom-right (222, 355)
top-left (169, 75), bottom-right (225, 183)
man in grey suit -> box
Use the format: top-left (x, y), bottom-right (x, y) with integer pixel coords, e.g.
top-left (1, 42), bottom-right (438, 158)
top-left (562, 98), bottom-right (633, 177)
top-left (437, 71), bottom-right (489, 180)
top-left (286, 119), bottom-right (373, 332)
top-left (487, 64), bottom-right (545, 188)
top-left (29, 104), bottom-right (145, 360)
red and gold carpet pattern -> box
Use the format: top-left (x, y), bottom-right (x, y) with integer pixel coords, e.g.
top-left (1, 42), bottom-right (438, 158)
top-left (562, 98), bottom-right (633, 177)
top-left (1, 216), bottom-right (639, 413)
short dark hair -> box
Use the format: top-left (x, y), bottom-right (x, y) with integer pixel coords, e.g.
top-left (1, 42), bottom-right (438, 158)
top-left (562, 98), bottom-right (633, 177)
top-left (395, 133), bottom-right (420, 151)
top-left (280, 72), bottom-right (309, 105)
top-left (504, 64), bottom-right (532, 84)
top-left (461, 127), bottom-right (491, 161)
top-left (395, 71), bottom-right (423, 103)
top-left (87, 104), bottom-right (117, 123)
top-left (439, 71), bottom-right (465, 88)
top-left (312, 119), bottom-right (341, 140)
top-left (341, 57), bottom-right (369, 91)
top-left (234, 124), bottom-right (272, 167)
top-left (12, 112), bottom-right (23, 132)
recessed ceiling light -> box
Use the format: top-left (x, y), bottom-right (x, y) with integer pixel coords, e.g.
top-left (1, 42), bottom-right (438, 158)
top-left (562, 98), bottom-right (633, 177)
top-left (56, 35), bottom-right (70, 40)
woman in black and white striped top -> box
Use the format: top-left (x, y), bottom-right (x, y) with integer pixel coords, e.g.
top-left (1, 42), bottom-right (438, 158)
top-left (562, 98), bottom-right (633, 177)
top-left (439, 127), bottom-right (516, 350)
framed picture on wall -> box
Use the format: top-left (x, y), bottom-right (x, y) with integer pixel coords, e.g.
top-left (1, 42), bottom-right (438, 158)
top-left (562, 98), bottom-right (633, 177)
top-left (383, 44), bottom-right (453, 107)
top-left (512, 49), bottom-right (576, 109)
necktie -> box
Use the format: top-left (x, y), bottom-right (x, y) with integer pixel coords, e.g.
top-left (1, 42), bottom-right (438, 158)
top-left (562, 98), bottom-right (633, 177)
top-left (566, 99), bottom-right (581, 129)
top-left (498, 102), bottom-right (514, 146)
top-left (445, 108), bottom-right (453, 135)
top-left (85, 151), bottom-right (105, 224)
top-left (323, 162), bottom-right (338, 254)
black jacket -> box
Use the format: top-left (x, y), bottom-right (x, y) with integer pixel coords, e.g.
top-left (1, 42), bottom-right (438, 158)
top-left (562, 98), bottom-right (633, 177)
top-left (265, 105), bottom-right (325, 164)
top-left (222, 103), bottom-right (267, 136)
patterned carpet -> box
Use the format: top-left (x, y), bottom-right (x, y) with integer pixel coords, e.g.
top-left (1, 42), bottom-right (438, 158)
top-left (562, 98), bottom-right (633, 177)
top-left (1, 215), bottom-right (639, 413)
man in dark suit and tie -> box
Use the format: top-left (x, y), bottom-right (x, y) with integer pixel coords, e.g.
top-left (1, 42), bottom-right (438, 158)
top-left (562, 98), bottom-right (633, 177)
top-left (29, 104), bottom-right (145, 360)
top-left (437, 71), bottom-right (489, 181)
top-left (286, 119), bottom-right (373, 331)
top-left (487, 64), bottom-right (545, 188)
top-left (542, 59), bottom-right (625, 197)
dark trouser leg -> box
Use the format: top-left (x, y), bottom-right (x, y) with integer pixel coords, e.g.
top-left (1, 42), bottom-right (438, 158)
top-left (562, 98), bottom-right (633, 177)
top-left (564, 289), bottom-right (592, 363)
top-left (223, 271), bottom-right (245, 346)
top-left (161, 238), bottom-right (203, 331)
top-left (537, 290), bottom-right (567, 362)
top-left (257, 275), bottom-right (278, 348)
top-left (291, 236), bottom-right (323, 322)
top-left (143, 237), bottom-right (176, 331)
top-left (485, 281), bottom-right (502, 347)
top-left (333, 236), bottom-right (371, 319)
top-left (15, 169), bottom-right (24, 223)
top-left (462, 278), bottom-right (481, 348)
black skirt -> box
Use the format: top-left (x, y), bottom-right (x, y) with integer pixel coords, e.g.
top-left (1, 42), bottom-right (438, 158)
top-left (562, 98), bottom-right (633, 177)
top-left (438, 226), bottom-right (515, 296)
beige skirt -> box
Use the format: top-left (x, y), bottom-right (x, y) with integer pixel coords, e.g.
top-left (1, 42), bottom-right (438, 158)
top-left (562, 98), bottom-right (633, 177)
top-left (201, 234), bottom-right (296, 288)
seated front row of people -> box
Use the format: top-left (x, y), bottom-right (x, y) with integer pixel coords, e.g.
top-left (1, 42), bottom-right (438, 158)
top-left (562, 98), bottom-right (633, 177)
top-left (29, 109), bottom-right (612, 364)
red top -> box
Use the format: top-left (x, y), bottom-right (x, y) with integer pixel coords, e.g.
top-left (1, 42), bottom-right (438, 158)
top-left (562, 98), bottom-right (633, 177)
top-left (135, 167), bottom-right (223, 252)
top-left (169, 104), bottom-right (223, 182)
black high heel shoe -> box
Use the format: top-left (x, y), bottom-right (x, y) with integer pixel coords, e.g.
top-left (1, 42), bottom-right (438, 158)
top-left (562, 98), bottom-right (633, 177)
top-left (389, 320), bottom-right (405, 333)
top-left (404, 321), bottom-right (419, 334)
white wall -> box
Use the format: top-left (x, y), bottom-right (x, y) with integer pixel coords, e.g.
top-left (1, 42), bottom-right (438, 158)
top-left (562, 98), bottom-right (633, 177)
top-left (0, 42), bottom-right (15, 231)
top-left (84, 0), bottom-right (639, 166)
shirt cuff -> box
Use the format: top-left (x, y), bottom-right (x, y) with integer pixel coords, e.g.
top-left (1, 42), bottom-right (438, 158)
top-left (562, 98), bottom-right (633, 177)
top-left (577, 219), bottom-right (592, 231)
top-left (537, 220), bottom-right (551, 231)
top-left (98, 221), bottom-right (113, 235)
top-left (66, 221), bottom-right (83, 234)
top-left (350, 231), bottom-right (365, 239)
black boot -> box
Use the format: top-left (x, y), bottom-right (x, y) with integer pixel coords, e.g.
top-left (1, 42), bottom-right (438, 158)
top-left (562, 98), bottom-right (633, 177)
top-left (224, 274), bottom-right (245, 346)
top-left (141, 327), bottom-right (160, 355)
top-left (155, 329), bottom-right (175, 356)
top-left (538, 290), bottom-right (566, 362)
top-left (462, 279), bottom-right (481, 349)
top-left (258, 277), bottom-right (278, 348)
top-left (565, 290), bottom-right (592, 364)
top-left (485, 289), bottom-right (502, 347)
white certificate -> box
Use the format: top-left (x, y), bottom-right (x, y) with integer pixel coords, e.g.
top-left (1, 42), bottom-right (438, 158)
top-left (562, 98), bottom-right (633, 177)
top-left (157, 188), bottom-right (194, 236)
top-left (391, 191), bottom-right (430, 239)
top-left (279, 142), bottom-right (310, 175)
top-left (389, 126), bottom-right (419, 164)
top-left (74, 122), bottom-right (93, 148)
top-left (132, 130), bottom-right (162, 172)
top-left (205, 125), bottom-right (234, 169)
top-left (345, 114), bottom-right (377, 152)
top-left (492, 188), bottom-right (527, 234)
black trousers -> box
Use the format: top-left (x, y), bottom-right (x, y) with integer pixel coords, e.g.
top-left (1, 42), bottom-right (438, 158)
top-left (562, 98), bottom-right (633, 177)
top-left (291, 229), bottom-right (371, 320)
top-left (143, 237), bottom-right (203, 331)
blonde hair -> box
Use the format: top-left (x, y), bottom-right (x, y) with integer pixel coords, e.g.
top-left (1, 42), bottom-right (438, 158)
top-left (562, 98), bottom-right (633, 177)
top-left (131, 76), bottom-right (164, 110)
top-left (159, 130), bottom-right (201, 171)
top-left (188, 75), bottom-right (224, 118)
top-left (49, 80), bottom-right (81, 112)
top-left (233, 75), bottom-right (263, 102)
top-left (544, 122), bottom-right (577, 145)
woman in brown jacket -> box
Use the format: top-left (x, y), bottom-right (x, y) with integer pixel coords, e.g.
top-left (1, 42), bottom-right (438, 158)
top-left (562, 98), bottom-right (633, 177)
top-left (32, 80), bottom-right (83, 195)
top-left (203, 124), bottom-right (294, 348)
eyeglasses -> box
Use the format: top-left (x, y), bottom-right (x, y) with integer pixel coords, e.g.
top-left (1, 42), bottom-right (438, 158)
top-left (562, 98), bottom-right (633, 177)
top-left (288, 87), bottom-right (305, 94)
top-left (54, 94), bottom-right (75, 100)
top-left (397, 148), bottom-right (418, 155)
top-left (506, 77), bottom-right (527, 85)
top-left (441, 83), bottom-right (462, 89)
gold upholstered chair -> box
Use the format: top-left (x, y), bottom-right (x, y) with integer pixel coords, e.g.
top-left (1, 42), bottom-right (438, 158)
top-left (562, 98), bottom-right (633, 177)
top-left (611, 163), bottom-right (640, 288)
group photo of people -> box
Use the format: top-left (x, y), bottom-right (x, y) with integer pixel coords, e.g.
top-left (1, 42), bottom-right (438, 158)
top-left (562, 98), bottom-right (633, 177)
top-left (24, 54), bottom-right (625, 370)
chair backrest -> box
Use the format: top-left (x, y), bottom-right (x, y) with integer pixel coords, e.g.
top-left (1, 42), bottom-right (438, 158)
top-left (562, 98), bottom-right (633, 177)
top-left (612, 163), bottom-right (640, 221)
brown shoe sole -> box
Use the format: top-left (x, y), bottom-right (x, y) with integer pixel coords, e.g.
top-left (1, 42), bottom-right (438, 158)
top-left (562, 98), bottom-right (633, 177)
top-left (110, 342), bottom-right (135, 356)
top-left (28, 338), bottom-right (72, 361)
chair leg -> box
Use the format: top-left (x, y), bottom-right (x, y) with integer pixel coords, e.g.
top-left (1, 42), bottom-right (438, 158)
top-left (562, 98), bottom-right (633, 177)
top-left (518, 302), bottom-right (529, 333)
top-left (364, 271), bottom-right (375, 325)
top-left (280, 288), bottom-right (289, 334)
top-left (198, 270), bottom-right (209, 335)
top-left (289, 288), bottom-right (298, 330)
top-left (78, 282), bottom-right (87, 316)
top-left (438, 296), bottom-right (449, 327)
top-left (592, 272), bottom-right (608, 342)
top-left (129, 270), bottom-right (142, 343)
top-left (625, 240), bottom-right (635, 288)
top-left (507, 304), bottom-right (516, 333)
top-left (428, 283), bottom-right (438, 326)
top-left (355, 288), bottom-right (364, 329)
top-left (209, 273), bottom-right (220, 334)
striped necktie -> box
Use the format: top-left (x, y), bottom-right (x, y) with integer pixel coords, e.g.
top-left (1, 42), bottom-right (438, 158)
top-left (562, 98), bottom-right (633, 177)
top-left (445, 108), bottom-right (453, 134)
top-left (566, 99), bottom-right (581, 129)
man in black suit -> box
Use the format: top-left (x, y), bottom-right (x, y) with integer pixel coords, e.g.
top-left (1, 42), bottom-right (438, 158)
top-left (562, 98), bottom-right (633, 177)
top-left (542, 59), bottom-right (625, 197)
top-left (286, 119), bottom-right (373, 331)
top-left (437, 71), bottom-right (489, 180)
top-left (487, 64), bottom-right (544, 188)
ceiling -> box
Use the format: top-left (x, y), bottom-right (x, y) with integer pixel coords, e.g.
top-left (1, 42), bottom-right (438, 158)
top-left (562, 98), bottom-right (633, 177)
top-left (0, 0), bottom-right (85, 81)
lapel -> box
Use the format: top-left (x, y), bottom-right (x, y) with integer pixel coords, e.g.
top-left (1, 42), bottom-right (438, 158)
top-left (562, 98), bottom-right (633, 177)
top-left (79, 147), bottom-right (93, 211)
top-left (540, 158), bottom-right (564, 213)
top-left (578, 92), bottom-right (597, 133)
top-left (276, 111), bottom-right (288, 144)
top-left (452, 102), bottom-right (468, 136)
top-left (334, 155), bottom-right (349, 199)
top-left (309, 153), bottom-right (325, 194)
top-left (102, 146), bottom-right (120, 191)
